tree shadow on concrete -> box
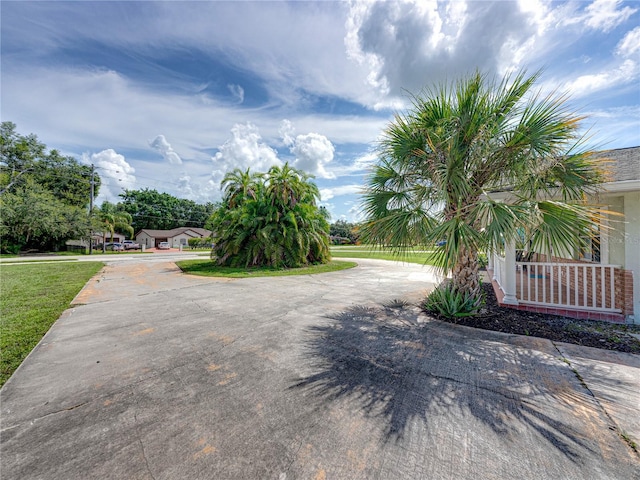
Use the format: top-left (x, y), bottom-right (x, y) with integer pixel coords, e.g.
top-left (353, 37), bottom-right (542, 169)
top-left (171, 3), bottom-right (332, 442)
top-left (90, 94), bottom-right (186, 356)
top-left (291, 302), bottom-right (597, 462)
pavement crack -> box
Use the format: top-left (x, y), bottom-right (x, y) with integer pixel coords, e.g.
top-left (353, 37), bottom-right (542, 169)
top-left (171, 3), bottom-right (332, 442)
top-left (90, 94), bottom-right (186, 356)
top-left (133, 391), bottom-right (157, 480)
top-left (280, 418), bottom-right (322, 478)
top-left (552, 342), bottom-right (639, 456)
top-left (1, 401), bottom-right (91, 432)
top-left (50, 401), bottom-right (89, 414)
top-left (39, 401), bottom-right (90, 420)
top-left (5, 400), bottom-right (88, 431)
top-left (423, 371), bottom-right (522, 401)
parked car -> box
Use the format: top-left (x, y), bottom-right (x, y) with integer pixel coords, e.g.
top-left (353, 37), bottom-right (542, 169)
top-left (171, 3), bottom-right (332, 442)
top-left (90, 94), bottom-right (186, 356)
top-left (157, 242), bottom-right (171, 250)
top-left (105, 242), bottom-right (124, 251)
top-left (122, 240), bottom-right (141, 250)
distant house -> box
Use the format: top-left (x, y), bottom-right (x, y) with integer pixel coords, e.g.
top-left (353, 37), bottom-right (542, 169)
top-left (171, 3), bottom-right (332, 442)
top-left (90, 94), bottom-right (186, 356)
top-left (66, 231), bottom-right (126, 251)
top-left (135, 227), bottom-right (212, 249)
top-left (488, 146), bottom-right (639, 323)
top-left (93, 232), bottom-right (126, 244)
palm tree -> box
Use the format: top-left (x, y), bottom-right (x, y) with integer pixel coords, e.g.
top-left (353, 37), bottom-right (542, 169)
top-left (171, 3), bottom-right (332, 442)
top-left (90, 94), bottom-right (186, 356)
top-left (221, 168), bottom-right (263, 209)
top-left (361, 70), bottom-right (606, 301)
top-left (266, 163), bottom-right (318, 209)
top-left (211, 164), bottom-right (330, 268)
top-left (95, 202), bottom-right (134, 249)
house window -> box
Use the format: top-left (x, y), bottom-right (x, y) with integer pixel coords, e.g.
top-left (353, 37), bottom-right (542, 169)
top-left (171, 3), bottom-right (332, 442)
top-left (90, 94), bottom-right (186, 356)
top-left (180, 238), bottom-right (187, 245)
top-left (580, 231), bottom-right (601, 263)
top-left (591, 235), bottom-right (601, 263)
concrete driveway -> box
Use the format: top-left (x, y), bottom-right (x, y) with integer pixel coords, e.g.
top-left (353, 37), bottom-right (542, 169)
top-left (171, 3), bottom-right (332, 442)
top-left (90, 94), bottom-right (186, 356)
top-left (1, 258), bottom-right (638, 479)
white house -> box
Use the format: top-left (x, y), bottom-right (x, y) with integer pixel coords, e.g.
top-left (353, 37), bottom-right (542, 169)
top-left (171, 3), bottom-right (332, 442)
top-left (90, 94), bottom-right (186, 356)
top-left (65, 231), bottom-right (126, 251)
top-left (488, 146), bottom-right (639, 323)
top-left (135, 227), bottom-right (212, 249)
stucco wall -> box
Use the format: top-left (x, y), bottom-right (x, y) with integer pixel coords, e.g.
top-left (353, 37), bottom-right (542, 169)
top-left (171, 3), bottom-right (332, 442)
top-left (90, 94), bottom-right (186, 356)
top-left (136, 232), bottom-right (155, 248)
top-left (169, 234), bottom-right (191, 247)
top-left (623, 191), bottom-right (640, 320)
top-left (605, 196), bottom-right (625, 266)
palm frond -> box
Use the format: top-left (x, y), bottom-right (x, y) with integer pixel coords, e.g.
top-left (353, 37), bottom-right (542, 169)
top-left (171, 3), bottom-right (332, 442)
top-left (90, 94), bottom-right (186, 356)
top-left (361, 69), bottom-right (605, 288)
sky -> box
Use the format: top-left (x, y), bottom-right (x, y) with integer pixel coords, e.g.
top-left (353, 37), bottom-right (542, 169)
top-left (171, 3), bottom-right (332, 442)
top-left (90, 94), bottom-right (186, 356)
top-left (2, 0), bottom-right (639, 222)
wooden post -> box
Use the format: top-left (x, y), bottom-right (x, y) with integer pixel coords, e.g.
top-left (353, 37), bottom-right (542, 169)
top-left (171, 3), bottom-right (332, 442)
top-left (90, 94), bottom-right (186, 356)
top-left (503, 238), bottom-right (518, 305)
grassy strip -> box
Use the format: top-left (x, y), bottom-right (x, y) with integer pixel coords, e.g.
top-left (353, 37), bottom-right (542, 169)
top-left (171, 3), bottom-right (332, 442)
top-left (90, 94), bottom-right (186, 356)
top-left (0, 258), bottom-right (78, 264)
top-left (0, 251), bottom-right (152, 262)
top-left (83, 250), bottom-right (152, 255)
top-left (176, 259), bottom-right (357, 278)
top-left (330, 244), bottom-right (435, 252)
top-left (0, 261), bottom-right (104, 387)
top-left (330, 246), bottom-right (439, 265)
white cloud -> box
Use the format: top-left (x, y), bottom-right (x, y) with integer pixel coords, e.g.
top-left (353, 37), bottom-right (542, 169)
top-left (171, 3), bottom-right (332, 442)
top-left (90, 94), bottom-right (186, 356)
top-left (347, 203), bottom-right (366, 223)
top-left (227, 84), bottom-right (245, 103)
top-left (319, 184), bottom-right (362, 201)
top-left (616, 26), bottom-right (640, 57)
top-left (144, 2), bottom-right (377, 110)
top-left (172, 170), bottom-right (220, 204)
top-left (212, 121), bottom-right (338, 184)
top-left (177, 173), bottom-right (193, 198)
top-left (562, 59), bottom-right (639, 97)
top-left (149, 135), bottom-right (183, 165)
top-left (279, 119), bottom-right (295, 146)
top-left (211, 123), bottom-right (282, 187)
top-left (345, 0), bottom-right (541, 106)
top-left (2, 66), bottom-right (385, 156)
top-left (274, 114), bottom-right (387, 146)
top-left (290, 132), bottom-right (336, 179)
top-left (516, 0), bottom-right (554, 33)
top-left (583, 105), bottom-right (640, 148)
top-left (582, 0), bottom-right (637, 32)
top-left (279, 120), bottom-right (336, 179)
top-left (334, 151), bottom-right (378, 176)
top-left (84, 149), bottom-right (136, 203)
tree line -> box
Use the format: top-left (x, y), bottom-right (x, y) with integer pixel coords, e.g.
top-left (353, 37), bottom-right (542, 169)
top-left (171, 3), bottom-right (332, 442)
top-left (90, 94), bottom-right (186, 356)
top-left (1, 122), bottom-right (98, 252)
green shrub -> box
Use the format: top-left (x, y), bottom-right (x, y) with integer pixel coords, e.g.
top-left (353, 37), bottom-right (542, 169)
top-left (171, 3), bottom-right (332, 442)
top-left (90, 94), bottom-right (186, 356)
top-left (477, 252), bottom-right (488, 269)
top-left (210, 165), bottom-right (330, 268)
top-left (187, 236), bottom-right (213, 249)
top-left (1, 240), bottom-right (22, 255)
top-left (330, 236), bottom-right (351, 245)
top-left (423, 281), bottom-right (482, 320)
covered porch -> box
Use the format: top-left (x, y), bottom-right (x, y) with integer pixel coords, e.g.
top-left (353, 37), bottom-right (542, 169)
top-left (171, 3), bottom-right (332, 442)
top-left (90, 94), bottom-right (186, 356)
top-left (487, 242), bottom-right (634, 323)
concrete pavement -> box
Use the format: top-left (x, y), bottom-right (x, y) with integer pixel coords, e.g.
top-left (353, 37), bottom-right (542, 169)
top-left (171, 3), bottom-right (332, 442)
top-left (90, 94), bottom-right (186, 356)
top-left (1, 258), bottom-right (638, 479)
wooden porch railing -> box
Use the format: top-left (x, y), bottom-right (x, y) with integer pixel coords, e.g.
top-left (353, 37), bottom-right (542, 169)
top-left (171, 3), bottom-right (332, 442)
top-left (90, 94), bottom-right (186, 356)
top-left (491, 254), bottom-right (622, 313)
top-left (516, 262), bottom-right (621, 312)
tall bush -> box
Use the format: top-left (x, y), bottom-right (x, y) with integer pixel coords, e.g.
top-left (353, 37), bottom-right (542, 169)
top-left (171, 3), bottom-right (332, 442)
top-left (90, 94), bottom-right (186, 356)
top-left (209, 164), bottom-right (330, 268)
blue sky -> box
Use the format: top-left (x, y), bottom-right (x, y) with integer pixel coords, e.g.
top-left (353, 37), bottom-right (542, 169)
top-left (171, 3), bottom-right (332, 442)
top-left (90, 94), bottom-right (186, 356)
top-left (2, 0), bottom-right (639, 221)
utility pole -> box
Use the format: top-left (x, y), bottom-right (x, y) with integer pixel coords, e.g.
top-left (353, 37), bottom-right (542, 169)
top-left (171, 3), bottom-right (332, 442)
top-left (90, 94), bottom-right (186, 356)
top-left (89, 164), bottom-right (95, 255)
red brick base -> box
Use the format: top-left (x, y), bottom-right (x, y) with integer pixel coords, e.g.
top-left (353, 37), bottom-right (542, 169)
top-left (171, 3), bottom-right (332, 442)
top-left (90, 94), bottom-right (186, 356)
top-left (489, 278), bottom-right (626, 323)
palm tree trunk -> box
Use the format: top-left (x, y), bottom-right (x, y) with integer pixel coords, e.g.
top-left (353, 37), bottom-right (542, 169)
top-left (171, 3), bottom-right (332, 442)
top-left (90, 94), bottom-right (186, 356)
top-left (452, 246), bottom-right (481, 298)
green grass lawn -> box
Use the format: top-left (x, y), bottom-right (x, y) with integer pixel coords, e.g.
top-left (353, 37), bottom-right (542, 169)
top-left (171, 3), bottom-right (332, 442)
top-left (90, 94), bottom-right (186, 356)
top-left (0, 261), bottom-right (104, 387)
top-left (330, 245), bottom-right (439, 265)
top-left (0, 250), bottom-right (152, 262)
top-left (0, 258), bottom-right (78, 264)
top-left (176, 259), bottom-right (357, 278)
